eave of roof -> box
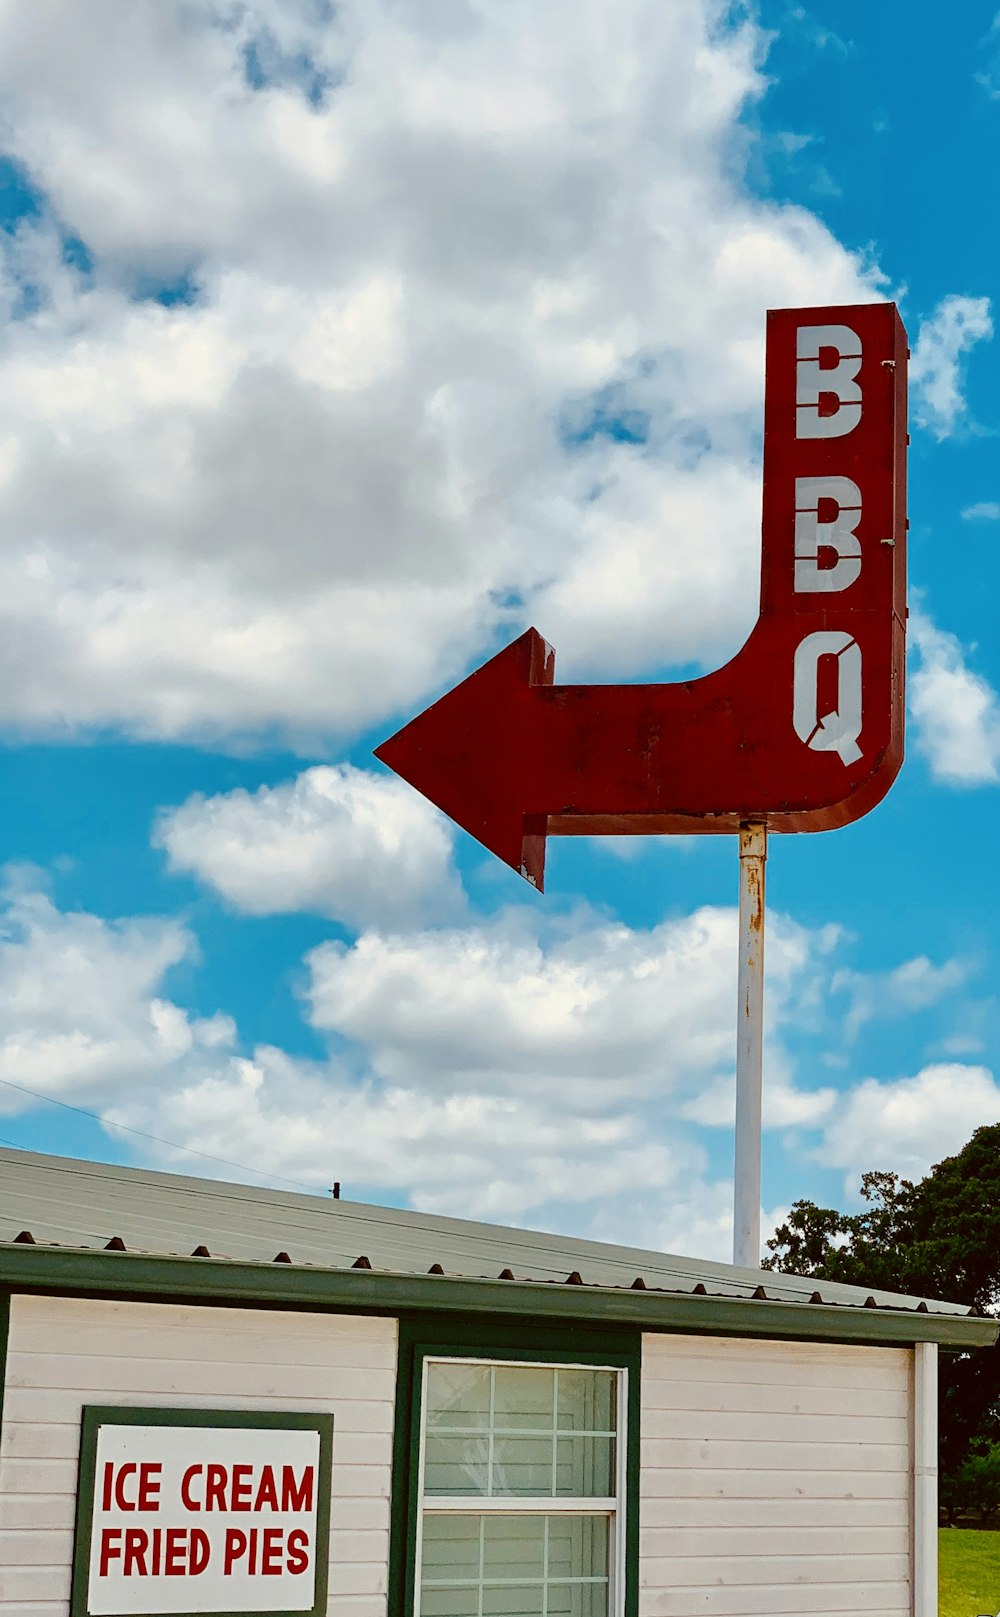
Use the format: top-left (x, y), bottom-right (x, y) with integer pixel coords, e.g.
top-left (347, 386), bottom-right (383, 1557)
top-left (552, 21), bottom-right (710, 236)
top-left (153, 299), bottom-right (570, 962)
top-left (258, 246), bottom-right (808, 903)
top-left (0, 1147), bottom-right (994, 1349)
top-left (0, 1241), bottom-right (995, 1349)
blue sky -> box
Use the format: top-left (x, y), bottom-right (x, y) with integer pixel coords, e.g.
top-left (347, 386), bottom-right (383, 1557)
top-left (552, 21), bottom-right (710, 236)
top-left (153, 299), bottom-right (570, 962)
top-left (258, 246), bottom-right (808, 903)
top-left (0, 0), bottom-right (997, 1262)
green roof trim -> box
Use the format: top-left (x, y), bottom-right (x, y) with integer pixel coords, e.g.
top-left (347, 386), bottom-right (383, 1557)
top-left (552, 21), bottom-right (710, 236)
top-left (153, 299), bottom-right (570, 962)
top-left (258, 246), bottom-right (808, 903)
top-left (0, 1242), bottom-right (994, 1348)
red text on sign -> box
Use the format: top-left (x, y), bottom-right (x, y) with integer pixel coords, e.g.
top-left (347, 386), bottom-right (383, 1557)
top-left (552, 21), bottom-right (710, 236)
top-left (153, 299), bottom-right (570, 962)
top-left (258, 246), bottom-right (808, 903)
top-left (179, 1461), bottom-right (314, 1513)
top-left (101, 1461), bottom-right (162, 1512)
top-left (222, 1527), bottom-right (311, 1576)
top-left (99, 1526), bottom-right (211, 1577)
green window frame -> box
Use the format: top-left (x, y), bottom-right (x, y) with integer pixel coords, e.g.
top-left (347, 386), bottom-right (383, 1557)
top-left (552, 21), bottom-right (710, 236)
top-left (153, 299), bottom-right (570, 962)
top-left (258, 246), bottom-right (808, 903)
top-left (389, 1314), bottom-right (640, 1617)
top-left (418, 1356), bottom-right (624, 1614)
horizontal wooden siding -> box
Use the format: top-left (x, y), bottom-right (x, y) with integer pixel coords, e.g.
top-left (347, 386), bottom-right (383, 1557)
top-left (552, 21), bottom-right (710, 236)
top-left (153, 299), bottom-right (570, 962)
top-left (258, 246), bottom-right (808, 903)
top-left (0, 1294), bottom-right (397, 1616)
top-left (639, 1332), bottom-right (912, 1616)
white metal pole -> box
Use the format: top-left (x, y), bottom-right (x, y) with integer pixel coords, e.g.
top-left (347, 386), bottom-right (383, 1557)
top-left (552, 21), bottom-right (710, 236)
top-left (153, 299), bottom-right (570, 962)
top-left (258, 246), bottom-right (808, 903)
top-left (733, 822), bottom-right (767, 1269)
top-left (913, 1341), bottom-right (938, 1617)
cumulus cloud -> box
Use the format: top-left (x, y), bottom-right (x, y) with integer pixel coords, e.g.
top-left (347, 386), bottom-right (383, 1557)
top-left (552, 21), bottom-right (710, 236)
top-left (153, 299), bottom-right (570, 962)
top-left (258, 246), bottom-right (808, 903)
top-left (2, 861), bottom-right (988, 1261)
top-left (303, 904), bottom-right (828, 1106)
top-left (0, 867), bottom-right (233, 1105)
top-left (910, 293), bottom-right (993, 439)
top-left (111, 1045), bottom-right (691, 1229)
top-left (0, 0), bottom-right (876, 741)
top-left (819, 1063), bottom-right (1000, 1190)
top-left (909, 609), bottom-right (1000, 785)
top-left (114, 899), bottom-right (838, 1245)
top-left (0, 868), bottom-right (684, 1224)
top-left (155, 764), bottom-right (463, 930)
top-left (961, 501), bottom-right (1000, 521)
top-left (0, 867), bottom-right (846, 1257)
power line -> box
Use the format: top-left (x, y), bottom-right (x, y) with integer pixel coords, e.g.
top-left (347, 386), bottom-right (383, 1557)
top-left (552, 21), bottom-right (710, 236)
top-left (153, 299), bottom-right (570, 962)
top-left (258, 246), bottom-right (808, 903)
top-left (0, 1074), bottom-right (324, 1196)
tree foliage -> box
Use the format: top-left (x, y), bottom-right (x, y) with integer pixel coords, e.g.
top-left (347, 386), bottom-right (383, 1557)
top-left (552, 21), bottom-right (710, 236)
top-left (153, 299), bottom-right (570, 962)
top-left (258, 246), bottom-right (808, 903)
top-left (940, 1446), bottom-right (1000, 1527)
top-left (763, 1124), bottom-right (1000, 1479)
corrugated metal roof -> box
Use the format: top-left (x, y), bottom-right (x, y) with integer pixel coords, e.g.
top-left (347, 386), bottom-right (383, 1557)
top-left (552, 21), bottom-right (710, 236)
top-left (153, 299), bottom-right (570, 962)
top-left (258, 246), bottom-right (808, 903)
top-left (0, 1145), bottom-right (980, 1320)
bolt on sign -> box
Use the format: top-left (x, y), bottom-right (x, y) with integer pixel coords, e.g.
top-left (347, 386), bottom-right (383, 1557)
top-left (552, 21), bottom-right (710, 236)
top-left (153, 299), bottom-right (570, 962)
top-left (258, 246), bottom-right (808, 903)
top-left (376, 302), bottom-right (908, 885)
top-left (70, 1407), bottom-right (333, 1617)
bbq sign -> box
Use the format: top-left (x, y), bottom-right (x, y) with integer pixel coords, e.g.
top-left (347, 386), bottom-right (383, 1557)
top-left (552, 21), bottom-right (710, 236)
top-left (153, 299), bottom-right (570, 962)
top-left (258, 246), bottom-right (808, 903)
top-left (377, 302), bottom-right (908, 889)
top-left (71, 1407), bottom-right (333, 1617)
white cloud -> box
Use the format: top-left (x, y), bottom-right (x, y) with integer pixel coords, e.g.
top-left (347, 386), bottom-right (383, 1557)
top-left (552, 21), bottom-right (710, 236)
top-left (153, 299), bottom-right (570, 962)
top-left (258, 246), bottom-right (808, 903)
top-left (303, 904), bottom-right (827, 1106)
top-left (831, 953), bottom-right (972, 1043)
top-left (154, 764), bottom-right (463, 930)
top-left (0, 868), bottom-right (845, 1255)
top-left (819, 1063), bottom-right (1000, 1190)
top-left (0, 0), bottom-right (877, 741)
top-left (0, 869), bottom-right (687, 1223)
top-left (961, 501), bottom-right (1000, 521)
top-left (0, 867), bottom-right (232, 1105)
top-left (909, 609), bottom-right (1000, 784)
top-left (3, 863), bottom-right (988, 1263)
top-left (681, 1067), bottom-right (836, 1129)
top-left (107, 1043), bottom-right (690, 1228)
top-left (119, 897), bottom-right (836, 1244)
top-left (910, 294), bottom-right (993, 439)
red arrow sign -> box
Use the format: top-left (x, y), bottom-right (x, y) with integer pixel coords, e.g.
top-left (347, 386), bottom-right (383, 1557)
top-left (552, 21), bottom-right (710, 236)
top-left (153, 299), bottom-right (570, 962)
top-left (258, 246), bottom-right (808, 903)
top-left (376, 303), bottom-right (907, 890)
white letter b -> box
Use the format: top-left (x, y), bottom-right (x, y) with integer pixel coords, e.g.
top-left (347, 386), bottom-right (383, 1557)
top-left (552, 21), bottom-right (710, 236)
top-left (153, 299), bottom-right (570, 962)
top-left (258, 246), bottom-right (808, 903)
top-left (796, 324), bottom-right (862, 439)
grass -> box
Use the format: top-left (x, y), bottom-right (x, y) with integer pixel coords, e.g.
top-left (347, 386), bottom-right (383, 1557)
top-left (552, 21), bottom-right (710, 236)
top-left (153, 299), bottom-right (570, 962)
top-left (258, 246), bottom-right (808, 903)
top-left (940, 1528), bottom-right (1000, 1617)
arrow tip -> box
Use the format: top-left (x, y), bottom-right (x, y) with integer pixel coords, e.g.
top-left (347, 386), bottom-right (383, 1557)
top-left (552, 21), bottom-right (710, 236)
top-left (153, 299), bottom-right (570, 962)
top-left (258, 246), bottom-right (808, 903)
top-left (375, 629), bottom-right (554, 890)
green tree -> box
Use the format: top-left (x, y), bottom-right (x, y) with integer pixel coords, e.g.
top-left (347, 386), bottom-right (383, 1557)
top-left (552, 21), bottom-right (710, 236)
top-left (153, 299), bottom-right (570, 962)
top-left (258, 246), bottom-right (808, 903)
top-left (940, 1446), bottom-right (1000, 1527)
top-left (764, 1124), bottom-right (1000, 1482)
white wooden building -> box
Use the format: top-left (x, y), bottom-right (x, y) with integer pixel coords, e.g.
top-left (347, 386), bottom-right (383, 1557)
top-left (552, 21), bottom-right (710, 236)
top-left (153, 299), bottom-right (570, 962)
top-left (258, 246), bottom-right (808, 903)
top-left (0, 1147), bottom-right (992, 1617)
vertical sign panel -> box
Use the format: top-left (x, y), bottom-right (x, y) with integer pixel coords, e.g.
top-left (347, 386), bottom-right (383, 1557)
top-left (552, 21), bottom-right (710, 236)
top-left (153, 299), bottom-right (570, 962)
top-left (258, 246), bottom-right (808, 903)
top-left (761, 301), bottom-right (908, 809)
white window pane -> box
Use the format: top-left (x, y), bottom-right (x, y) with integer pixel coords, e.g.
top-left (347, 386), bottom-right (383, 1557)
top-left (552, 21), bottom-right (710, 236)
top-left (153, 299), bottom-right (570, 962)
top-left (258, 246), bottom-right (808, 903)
top-left (426, 1363), bottom-right (492, 1431)
top-left (421, 1584), bottom-right (480, 1617)
top-left (493, 1364), bottom-right (555, 1430)
top-left (482, 1514), bottom-right (545, 1578)
top-left (420, 1515), bottom-right (611, 1617)
top-left (555, 1435), bottom-right (615, 1497)
top-left (557, 1370), bottom-right (616, 1435)
top-left (421, 1514), bottom-right (481, 1579)
top-left (547, 1514), bottom-right (609, 1578)
top-left (424, 1433), bottom-right (490, 1496)
top-left (481, 1588), bottom-right (546, 1617)
top-left (546, 1584), bottom-right (609, 1617)
top-left (491, 1434), bottom-right (555, 1496)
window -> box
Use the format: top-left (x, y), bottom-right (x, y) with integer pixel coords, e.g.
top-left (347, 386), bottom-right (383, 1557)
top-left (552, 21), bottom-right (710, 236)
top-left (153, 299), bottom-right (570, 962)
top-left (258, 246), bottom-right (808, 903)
top-left (415, 1359), bottom-right (625, 1617)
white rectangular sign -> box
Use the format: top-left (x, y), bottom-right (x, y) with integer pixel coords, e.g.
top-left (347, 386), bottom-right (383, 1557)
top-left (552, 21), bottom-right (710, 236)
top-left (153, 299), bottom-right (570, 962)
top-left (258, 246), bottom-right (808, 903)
top-left (75, 1409), bottom-right (332, 1617)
